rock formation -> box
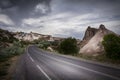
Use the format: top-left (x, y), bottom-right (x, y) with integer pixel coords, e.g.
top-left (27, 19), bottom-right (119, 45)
top-left (80, 24), bottom-right (114, 55)
top-left (14, 32), bottom-right (65, 42)
top-left (83, 26), bottom-right (98, 41)
top-left (80, 26), bottom-right (98, 48)
top-left (14, 32), bottom-right (53, 41)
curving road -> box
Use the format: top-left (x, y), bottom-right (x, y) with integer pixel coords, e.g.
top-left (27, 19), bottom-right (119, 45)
top-left (13, 46), bottom-right (120, 80)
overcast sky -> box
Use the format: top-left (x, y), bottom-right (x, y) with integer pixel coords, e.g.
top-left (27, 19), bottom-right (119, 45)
top-left (0, 0), bottom-right (120, 39)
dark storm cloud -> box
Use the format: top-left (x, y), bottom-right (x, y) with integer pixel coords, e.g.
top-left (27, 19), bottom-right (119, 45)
top-left (0, 0), bottom-right (51, 24)
top-left (0, 0), bottom-right (13, 9)
top-left (52, 0), bottom-right (120, 14)
top-left (0, 0), bottom-right (120, 39)
top-left (50, 0), bottom-right (120, 37)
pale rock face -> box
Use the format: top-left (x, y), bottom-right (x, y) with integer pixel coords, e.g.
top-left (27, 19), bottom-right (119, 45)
top-left (80, 24), bottom-right (113, 54)
top-left (14, 32), bottom-right (46, 41)
top-left (80, 26), bottom-right (98, 48)
top-left (14, 32), bottom-right (66, 42)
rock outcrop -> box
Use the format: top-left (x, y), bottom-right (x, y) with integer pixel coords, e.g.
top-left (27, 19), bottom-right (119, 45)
top-left (14, 32), bottom-right (53, 41)
top-left (83, 26), bottom-right (98, 41)
top-left (80, 24), bottom-right (114, 55)
top-left (80, 26), bottom-right (98, 48)
top-left (14, 32), bottom-right (65, 42)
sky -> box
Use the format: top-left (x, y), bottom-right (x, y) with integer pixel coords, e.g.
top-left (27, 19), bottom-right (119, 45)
top-left (0, 0), bottom-right (120, 39)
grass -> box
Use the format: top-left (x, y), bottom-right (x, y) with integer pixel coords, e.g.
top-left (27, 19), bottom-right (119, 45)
top-left (6, 56), bottom-right (20, 80)
top-left (0, 43), bottom-right (25, 80)
top-left (0, 61), bottom-right (10, 79)
top-left (0, 56), bottom-right (20, 80)
top-left (95, 54), bottom-right (120, 64)
top-left (73, 53), bottom-right (120, 66)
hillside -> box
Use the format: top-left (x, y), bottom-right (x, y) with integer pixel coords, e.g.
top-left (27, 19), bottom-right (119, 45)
top-left (0, 28), bottom-right (17, 48)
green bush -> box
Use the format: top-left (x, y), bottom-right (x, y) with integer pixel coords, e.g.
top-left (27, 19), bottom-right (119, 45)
top-left (58, 37), bottom-right (79, 55)
top-left (102, 34), bottom-right (120, 60)
top-left (37, 41), bottom-right (51, 49)
top-left (0, 41), bottom-right (24, 62)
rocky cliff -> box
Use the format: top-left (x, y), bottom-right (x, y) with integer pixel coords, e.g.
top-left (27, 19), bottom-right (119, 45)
top-left (80, 26), bottom-right (98, 48)
top-left (83, 26), bottom-right (98, 41)
top-left (80, 24), bottom-right (114, 55)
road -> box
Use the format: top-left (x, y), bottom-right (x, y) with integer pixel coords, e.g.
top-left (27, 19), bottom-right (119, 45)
top-left (13, 46), bottom-right (120, 80)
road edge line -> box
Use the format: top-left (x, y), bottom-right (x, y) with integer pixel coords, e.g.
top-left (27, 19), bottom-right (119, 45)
top-left (43, 53), bottom-right (120, 80)
top-left (27, 46), bottom-right (52, 80)
top-left (36, 65), bottom-right (52, 80)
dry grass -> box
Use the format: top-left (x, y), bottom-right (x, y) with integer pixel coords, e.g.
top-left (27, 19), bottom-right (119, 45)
top-left (75, 53), bottom-right (120, 66)
top-left (0, 56), bottom-right (19, 80)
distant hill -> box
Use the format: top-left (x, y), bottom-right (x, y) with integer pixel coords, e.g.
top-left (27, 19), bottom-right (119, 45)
top-left (0, 28), bottom-right (65, 43)
top-left (14, 31), bottom-right (65, 42)
top-left (14, 32), bottom-right (52, 41)
top-left (80, 24), bottom-right (117, 55)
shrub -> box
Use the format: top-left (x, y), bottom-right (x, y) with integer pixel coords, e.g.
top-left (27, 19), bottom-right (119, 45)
top-left (0, 41), bottom-right (24, 62)
top-left (58, 37), bottom-right (79, 55)
top-left (20, 40), bottom-right (30, 46)
top-left (102, 34), bottom-right (120, 60)
top-left (38, 41), bottom-right (51, 49)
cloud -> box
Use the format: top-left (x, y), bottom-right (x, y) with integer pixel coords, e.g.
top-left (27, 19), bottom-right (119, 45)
top-left (0, 14), bottom-right (14, 25)
top-left (90, 20), bottom-right (120, 34)
top-left (34, 2), bottom-right (51, 14)
top-left (0, 0), bottom-right (51, 24)
top-left (0, 0), bottom-right (13, 9)
top-left (21, 10), bottom-right (120, 39)
top-left (0, 0), bottom-right (120, 39)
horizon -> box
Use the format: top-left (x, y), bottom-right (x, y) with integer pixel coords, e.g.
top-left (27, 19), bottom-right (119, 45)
top-left (0, 0), bottom-right (120, 39)
top-left (0, 24), bottom-right (119, 40)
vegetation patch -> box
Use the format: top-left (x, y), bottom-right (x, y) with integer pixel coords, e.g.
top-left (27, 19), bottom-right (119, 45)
top-left (73, 53), bottom-right (120, 65)
top-left (58, 37), bottom-right (79, 55)
top-left (0, 41), bottom-right (25, 80)
top-left (102, 34), bottom-right (120, 60)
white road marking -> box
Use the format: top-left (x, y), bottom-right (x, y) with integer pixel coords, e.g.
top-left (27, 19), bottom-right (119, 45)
top-left (36, 65), bottom-right (52, 80)
top-left (26, 47), bottom-right (34, 62)
top-left (27, 47), bottom-right (52, 80)
top-left (27, 51), bottom-right (34, 62)
top-left (27, 46), bottom-right (120, 80)
top-left (28, 54), bottom-right (52, 80)
top-left (41, 53), bottom-right (120, 80)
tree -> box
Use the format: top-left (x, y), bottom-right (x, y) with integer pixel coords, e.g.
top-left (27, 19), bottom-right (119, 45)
top-left (58, 37), bottom-right (79, 55)
top-left (102, 34), bottom-right (120, 60)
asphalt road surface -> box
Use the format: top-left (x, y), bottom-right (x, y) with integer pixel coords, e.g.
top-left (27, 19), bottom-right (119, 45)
top-left (13, 46), bottom-right (120, 80)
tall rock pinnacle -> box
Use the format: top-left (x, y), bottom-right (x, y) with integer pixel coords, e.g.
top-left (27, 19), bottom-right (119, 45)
top-left (80, 24), bottom-right (114, 55)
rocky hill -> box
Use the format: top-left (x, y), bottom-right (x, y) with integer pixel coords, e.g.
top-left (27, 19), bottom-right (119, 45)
top-left (80, 24), bottom-right (115, 55)
top-left (14, 31), bottom-right (66, 42)
top-left (14, 32), bottom-right (53, 41)
top-left (0, 28), bottom-right (65, 43)
top-left (80, 26), bottom-right (98, 48)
